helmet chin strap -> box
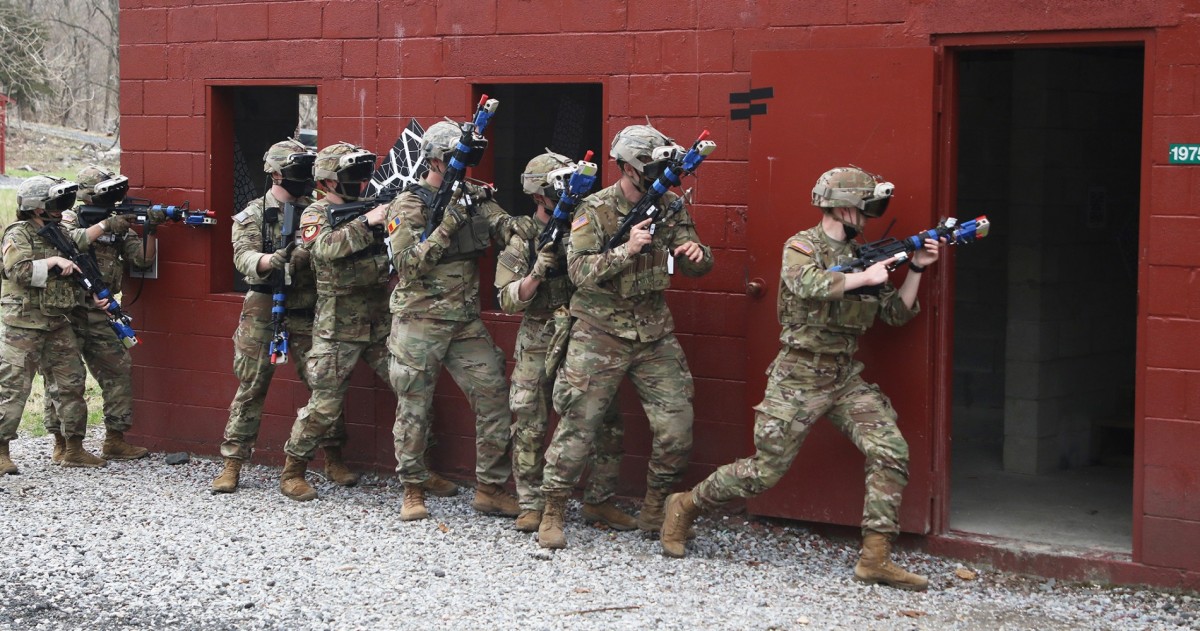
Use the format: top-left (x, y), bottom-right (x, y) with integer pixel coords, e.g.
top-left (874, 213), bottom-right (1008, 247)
top-left (830, 208), bottom-right (865, 239)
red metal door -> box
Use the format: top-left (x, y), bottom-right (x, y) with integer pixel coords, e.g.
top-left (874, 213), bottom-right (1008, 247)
top-left (745, 48), bottom-right (939, 533)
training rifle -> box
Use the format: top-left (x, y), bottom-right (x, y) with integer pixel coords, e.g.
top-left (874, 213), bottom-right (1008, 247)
top-left (828, 216), bottom-right (991, 273)
top-left (36, 225), bottom-right (139, 348)
top-left (420, 95), bottom-right (500, 240)
top-left (267, 202), bottom-right (303, 365)
top-left (533, 150), bottom-right (599, 258)
top-left (603, 130), bottom-right (716, 252)
top-left (74, 197), bottom-right (216, 228)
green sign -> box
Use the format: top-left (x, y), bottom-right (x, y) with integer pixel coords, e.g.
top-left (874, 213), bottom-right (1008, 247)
top-left (1169, 144), bottom-right (1200, 164)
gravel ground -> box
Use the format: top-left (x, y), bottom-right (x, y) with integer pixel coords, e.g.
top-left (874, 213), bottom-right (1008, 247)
top-left (1, 430), bottom-right (1196, 631)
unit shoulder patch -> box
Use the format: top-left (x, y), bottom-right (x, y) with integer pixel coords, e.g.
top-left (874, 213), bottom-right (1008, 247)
top-left (301, 224), bottom-right (321, 242)
top-left (386, 216), bottom-right (402, 235)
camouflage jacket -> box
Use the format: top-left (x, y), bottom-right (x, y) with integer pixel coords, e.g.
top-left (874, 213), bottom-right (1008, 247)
top-left (299, 197), bottom-right (390, 342)
top-left (0, 221), bottom-right (90, 330)
top-left (60, 207), bottom-right (152, 317)
top-left (777, 224), bottom-right (919, 355)
top-left (386, 180), bottom-right (533, 321)
top-left (494, 215), bottom-right (574, 321)
top-left (231, 192), bottom-right (317, 314)
top-left (566, 182), bottom-right (713, 342)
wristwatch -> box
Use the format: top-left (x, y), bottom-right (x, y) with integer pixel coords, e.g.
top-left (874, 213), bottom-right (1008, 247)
top-left (357, 215), bottom-right (371, 229)
top-left (908, 261), bottom-right (926, 273)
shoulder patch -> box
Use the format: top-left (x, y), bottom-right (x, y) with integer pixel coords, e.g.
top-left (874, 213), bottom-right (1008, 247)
top-left (386, 216), bottom-right (402, 235)
top-left (787, 239), bottom-right (813, 255)
top-left (233, 210), bottom-right (252, 225)
top-left (301, 224), bottom-right (321, 242)
top-left (571, 214), bottom-right (590, 232)
top-left (300, 212), bottom-right (322, 226)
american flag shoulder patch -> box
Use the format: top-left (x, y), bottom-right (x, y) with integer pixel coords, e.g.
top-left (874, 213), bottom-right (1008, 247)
top-left (571, 215), bottom-right (590, 232)
top-left (787, 240), bottom-right (813, 255)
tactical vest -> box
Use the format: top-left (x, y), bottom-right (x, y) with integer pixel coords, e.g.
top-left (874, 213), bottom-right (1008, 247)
top-left (408, 183), bottom-right (490, 262)
top-left (777, 231), bottom-right (880, 336)
top-left (0, 222), bottom-right (83, 321)
top-left (589, 205), bottom-right (671, 299)
top-left (308, 201), bottom-right (390, 296)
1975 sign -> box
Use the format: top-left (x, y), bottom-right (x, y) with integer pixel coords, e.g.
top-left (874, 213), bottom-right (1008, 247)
top-left (1169, 144), bottom-right (1200, 164)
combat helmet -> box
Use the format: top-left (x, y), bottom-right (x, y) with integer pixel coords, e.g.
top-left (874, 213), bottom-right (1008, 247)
top-left (420, 121), bottom-right (463, 163)
top-left (17, 175), bottom-right (79, 220)
top-left (76, 165), bottom-right (129, 206)
top-left (264, 138), bottom-right (317, 198)
top-left (520, 150), bottom-right (574, 202)
top-left (610, 124), bottom-right (683, 189)
top-left (314, 142), bottom-right (376, 202)
top-left (811, 166), bottom-right (894, 218)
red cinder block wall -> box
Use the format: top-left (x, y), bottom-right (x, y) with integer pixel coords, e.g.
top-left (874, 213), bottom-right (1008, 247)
top-left (119, 0), bottom-right (1200, 583)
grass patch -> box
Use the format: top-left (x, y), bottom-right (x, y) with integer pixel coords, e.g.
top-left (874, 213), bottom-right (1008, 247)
top-left (18, 372), bottom-right (105, 438)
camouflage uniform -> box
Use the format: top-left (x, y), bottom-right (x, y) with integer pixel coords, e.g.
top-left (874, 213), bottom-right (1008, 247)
top-left (218, 192), bottom-right (340, 460)
top-left (0, 221), bottom-right (91, 441)
top-left (542, 182), bottom-right (713, 496)
top-left (283, 198), bottom-right (391, 460)
top-left (386, 180), bottom-right (531, 486)
top-left (40, 208), bottom-right (151, 437)
top-left (692, 224), bottom-right (918, 535)
top-left (495, 219), bottom-right (624, 512)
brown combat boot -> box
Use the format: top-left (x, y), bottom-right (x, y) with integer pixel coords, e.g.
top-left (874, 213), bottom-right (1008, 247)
top-left (0, 440), bottom-right (18, 475)
top-left (420, 472), bottom-right (459, 497)
top-left (210, 458), bottom-right (243, 494)
top-left (637, 487), bottom-right (669, 532)
top-left (61, 436), bottom-right (107, 468)
top-left (322, 447), bottom-right (360, 487)
top-left (472, 483), bottom-right (521, 517)
top-left (279, 455), bottom-right (317, 501)
top-left (102, 429), bottom-right (149, 460)
top-left (854, 531), bottom-right (929, 591)
top-left (660, 491), bottom-right (702, 558)
top-left (582, 500), bottom-right (637, 531)
top-left (538, 492), bottom-right (567, 549)
top-left (515, 509), bottom-right (542, 532)
top-left (401, 484), bottom-right (429, 521)
top-left (51, 433), bottom-right (66, 464)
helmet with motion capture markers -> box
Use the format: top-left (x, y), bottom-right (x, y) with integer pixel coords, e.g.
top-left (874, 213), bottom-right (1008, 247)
top-left (17, 175), bottom-right (79, 220)
top-left (314, 142), bottom-right (376, 202)
top-left (520, 150), bottom-right (574, 202)
top-left (609, 124), bottom-right (684, 188)
top-left (76, 165), bottom-right (129, 207)
top-left (264, 139), bottom-right (317, 198)
top-left (420, 121), bottom-right (463, 163)
top-left (811, 166), bottom-right (894, 218)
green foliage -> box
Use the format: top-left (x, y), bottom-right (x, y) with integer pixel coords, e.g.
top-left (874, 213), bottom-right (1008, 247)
top-left (0, 0), bottom-right (53, 107)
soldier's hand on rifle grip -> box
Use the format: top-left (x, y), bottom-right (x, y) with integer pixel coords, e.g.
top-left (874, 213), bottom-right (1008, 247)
top-left (92, 295), bottom-right (112, 310)
top-left (46, 256), bottom-right (80, 276)
top-left (103, 214), bottom-right (132, 235)
top-left (441, 204), bottom-right (468, 234)
top-left (626, 218), bottom-right (654, 255)
top-left (289, 246), bottom-right (310, 272)
top-left (673, 241), bottom-right (704, 263)
top-left (911, 237), bottom-right (944, 268)
top-left (146, 208), bottom-right (168, 234)
top-left (364, 204), bottom-right (388, 227)
top-left (530, 244), bottom-right (558, 280)
top-left (268, 249), bottom-right (289, 271)
top-left (860, 257), bottom-right (897, 286)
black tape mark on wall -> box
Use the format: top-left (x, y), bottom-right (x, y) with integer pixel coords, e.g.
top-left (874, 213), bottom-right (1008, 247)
top-left (729, 86), bottom-right (774, 129)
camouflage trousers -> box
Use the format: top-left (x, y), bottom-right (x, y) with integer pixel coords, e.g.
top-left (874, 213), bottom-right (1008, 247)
top-left (284, 333), bottom-right (389, 461)
top-left (390, 316), bottom-right (510, 487)
top-left (543, 320), bottom-right (694, 495)
top-left (0, 322), bottom-right (87, 440)
top-left (693, 347), bottom-right (910, 535)
top-left (43, 308), bottom-right (133, 435)
top-left (220, 299), bottom-right (343, 460)
top-left (511, 315), bottom-right (623, 511)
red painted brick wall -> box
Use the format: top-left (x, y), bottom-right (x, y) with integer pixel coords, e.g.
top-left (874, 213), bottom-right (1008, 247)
top-left (118, 0), bottom-right (1200, 579)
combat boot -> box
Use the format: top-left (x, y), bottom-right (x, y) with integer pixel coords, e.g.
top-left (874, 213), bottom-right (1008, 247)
top-left (0, 440), bottom-right (18, 475)
top-left (660, 491), bottom-right (702, 558)
top-left (420, 472), bottom-right (459, 497)
top-left (61, 436), bottom-right (107, 468)
top-left (637, 487), bottom-right (669, 532)
top-left (538, 492), bottom-right (568, 549)
top-left (472, 483), bottom-right (521, 517)
top-left (322, 447), bottom-right (360, 487)
top-left (582, 500), bottom-right (637, 531)
top-left (279, 455), bottom-right (317, 501)
top-left (210, 458), bottom-right (243, 494)
top-left (515, 510), bottom-right (542, 532)
top-left (854, 531), bottom-right (929, 591)
top-left (401, 484), bottom-right (429, 521)
top-left (51, 433), bottom-right (66, 464)
top-left (102, 429), bottom-right (149, 460)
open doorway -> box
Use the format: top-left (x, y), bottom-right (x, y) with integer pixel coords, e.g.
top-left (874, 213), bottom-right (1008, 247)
top-left (949, 47), bottom-right (1142, 552)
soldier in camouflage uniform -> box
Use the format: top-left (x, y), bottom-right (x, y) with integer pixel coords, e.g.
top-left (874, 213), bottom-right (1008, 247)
top-left (659, 167), bottom-right (942, 591)
top-left (0, 176), bottom-right (133, 473)
top-left (275, 142), bottom-right (387, 501)
top-left (386, 121), bottom-right (533, 521)
top-left (209, 140), bottom-right (363, 493)
top-left (495, 151), bottom-right (635, 533)
top-left (41, 166), bottom-right (163, 464)
top-left (538, 125), bottom-right (714, 549)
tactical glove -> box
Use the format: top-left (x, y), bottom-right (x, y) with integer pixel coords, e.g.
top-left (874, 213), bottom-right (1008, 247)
top-left (104, 214), bottom-right (132, 235)
top-left (530, 245), bottom-right (558, 280)
top-left (268, 249), bottom-right (289, 271)
top-left (289, 246), bottom-right (311, 272)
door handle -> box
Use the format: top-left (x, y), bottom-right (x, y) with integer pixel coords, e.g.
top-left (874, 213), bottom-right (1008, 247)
top-left (746, 278), bottom-right (766, 298)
